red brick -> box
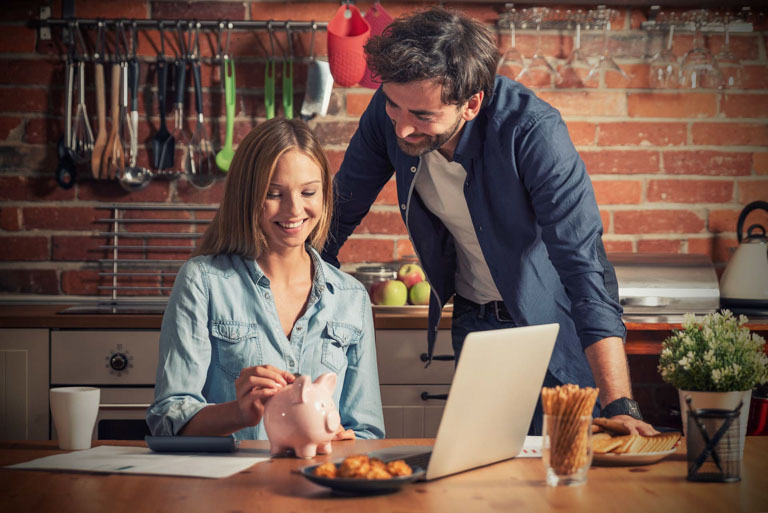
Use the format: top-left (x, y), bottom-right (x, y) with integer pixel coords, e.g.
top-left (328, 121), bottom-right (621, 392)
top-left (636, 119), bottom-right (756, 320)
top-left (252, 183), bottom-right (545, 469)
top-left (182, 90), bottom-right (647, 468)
top-left (1, 1), bottom-right (45, 21)
top-left (580, 150), bottom-right (659, 175)
top-left (22, 207), bottom-right (101, 231)
top-left (565, 121), bottom-right (596, 146)
top-left (325, 150), bottom-right (345, 174)
top-left (174, 178), bottom-right (226, 204)
top-left (24, 117), bottom-right (64, 145)
top-left (52, 235), bottom-right (105, 261)
top-left (338, 238), bottom-right (395, 264)
top-left (598, 122), bottom-right (685, 147)
top-left (709, 209), bottom-right (768, 235)
top-left (627, 93), bottom-right (717, 119)
top-left (357, 211), bottom-right (407, 235)
top-left (637, 239), bottom-right (682, 253)
top-left (0, 88), bottom-right (53, 114)
top-left (146, 237), bottom-right (198, 261)
top-left (0, 207), bottom-right (20, 231)
top-left (754, 153), bottom-right (768, 175)
top-left (603, 240), bottom-right (633, 252)
top-left (0, 26), bottom-right (36, 53)
top-left (647, 179), bottom-right (733, 203)
top-left (0, 236), bottom-right (49, 261)
top-left (592, 180), bottom-right (643, 205)
top-left (722, 94), bottom-right (768, 119)
top-left (738, 179), bottom-right (768, 205)
top-left (60, 269), bottom-right (100, 296)
top-left (76, 180), bottom-right (172, 203)
top-left (347, 92), bottom-right (375, 117)
top-left (600, 210), bottom-right (610, 232)
top-left (311, 120), bottom-right (359, 146)
top-left (688, 236), bottom-right (737, 265)
top-left (0, 145), bottom-right (57, 170)
top-left (373, 179), bottom-right (398, 206)
top-left (536, 91), bottom-right (626, 117)
top-left (741, 65), bottom-right (768, 90)
top-left (0, 176), bottom-right (74, 201)
top-left (152, 1), bottom-right (245, 20)
top-left (691, 123), bottom-right (768, 147)
top-left (73, 0), bottom-right (148, 18)
top-left (613, 210), bottom-right (705, 234)
top-left (0, 116), bottom-right (24, 142)
top-left (628, 9), bottom-right (648, 30)
top-left (554, 66), bottom-right (597, 90)
top-left (605, 63), bottom-right (650, 89)
top-left (0, 58), bottom-right (59, 87)
top-left (708, 34), bottom-right (760, 61)
top-left (395, 238), bottom-right (415, 261)
top-left (250, 2), bottom-right (339, 25)
top-left (0, 269), bottom-right (58, 294)
top-left (663, 151), bottom-right (752, 177)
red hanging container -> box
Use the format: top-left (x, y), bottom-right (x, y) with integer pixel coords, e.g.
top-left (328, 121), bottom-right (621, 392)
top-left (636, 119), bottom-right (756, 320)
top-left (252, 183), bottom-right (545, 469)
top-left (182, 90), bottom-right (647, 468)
top-left (359, 3), bottom-right (394, 90)
top-left (327, 5), bottom-right (370, 87)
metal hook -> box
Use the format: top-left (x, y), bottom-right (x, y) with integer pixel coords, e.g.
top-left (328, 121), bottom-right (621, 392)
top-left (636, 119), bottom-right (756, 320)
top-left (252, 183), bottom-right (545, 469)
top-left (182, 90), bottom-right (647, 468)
top-left (267, 20), bottom-right (275, 59)
top-left (130, 20), bottom-right (138, 60)
top-left (73, 20), bottom-right (89, 61)
top-left (94, 19), bottom-right (105, 62)
top-left (285, 22), bottom-right (293, 60)
top-left (175, 21), bottom-right (187, 60)
top-left (117, 20), bottom-right (130, 62)
top-left (308, 21), bottom-right (316, 60)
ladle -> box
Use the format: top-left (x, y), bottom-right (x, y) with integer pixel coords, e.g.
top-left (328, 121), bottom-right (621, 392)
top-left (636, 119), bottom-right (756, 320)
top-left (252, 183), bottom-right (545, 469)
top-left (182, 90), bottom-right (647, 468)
top-left (120, 58), bottom-right (152, 191)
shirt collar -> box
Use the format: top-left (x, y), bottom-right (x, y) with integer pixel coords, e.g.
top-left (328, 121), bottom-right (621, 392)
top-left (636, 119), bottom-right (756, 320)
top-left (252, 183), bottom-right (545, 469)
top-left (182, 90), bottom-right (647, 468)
top-left (451, 112), bottom-right (484, 162)
top-left (241, 245), bottom-right (336, 296)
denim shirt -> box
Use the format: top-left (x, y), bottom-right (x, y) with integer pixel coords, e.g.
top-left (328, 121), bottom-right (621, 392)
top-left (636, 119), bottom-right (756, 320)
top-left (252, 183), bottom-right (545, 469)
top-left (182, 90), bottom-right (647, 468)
top-left (322, 76), bottom-right (625, 389)
top-left (147, 247), bottom-right (385, 440)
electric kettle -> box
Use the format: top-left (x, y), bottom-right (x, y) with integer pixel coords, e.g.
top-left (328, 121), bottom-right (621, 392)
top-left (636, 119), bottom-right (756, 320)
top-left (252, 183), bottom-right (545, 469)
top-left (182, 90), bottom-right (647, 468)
top-left (719, 200), bottom-right (768, 313)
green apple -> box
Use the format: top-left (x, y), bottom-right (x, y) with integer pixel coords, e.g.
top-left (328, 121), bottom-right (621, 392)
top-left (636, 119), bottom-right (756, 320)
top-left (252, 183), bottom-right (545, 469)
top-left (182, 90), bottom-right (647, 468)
top-left (375, 280), bottom-right (408, 306)
top-left (409, 281), bottom-right (431, 305)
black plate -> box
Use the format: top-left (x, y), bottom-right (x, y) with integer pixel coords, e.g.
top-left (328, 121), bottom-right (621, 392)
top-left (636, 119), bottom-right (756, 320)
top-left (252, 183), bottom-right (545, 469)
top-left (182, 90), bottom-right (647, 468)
top-left (299, 463), bottom-right (426, 495)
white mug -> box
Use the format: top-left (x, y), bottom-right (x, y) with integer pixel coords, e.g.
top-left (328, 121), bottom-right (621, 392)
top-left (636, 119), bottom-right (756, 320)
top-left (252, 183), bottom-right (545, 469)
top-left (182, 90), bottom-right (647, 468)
top-left (50, 387), bottom-right (100, 450)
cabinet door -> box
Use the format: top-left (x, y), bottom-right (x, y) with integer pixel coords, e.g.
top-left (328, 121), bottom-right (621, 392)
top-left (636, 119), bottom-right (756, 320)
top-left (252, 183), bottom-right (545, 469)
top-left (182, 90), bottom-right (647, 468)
top-left (0, 329), bottom-right (49, 440)
top-left (376, 330), bottom-right (455, 385)
top-left (380, 385), bottom-right (449, 438)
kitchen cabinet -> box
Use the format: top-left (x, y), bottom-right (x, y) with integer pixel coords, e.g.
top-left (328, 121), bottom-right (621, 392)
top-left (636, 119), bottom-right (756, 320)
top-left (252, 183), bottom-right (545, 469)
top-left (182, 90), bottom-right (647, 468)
top-left (0, 329), bottom-right (49, 440)
top-left (375, 329), bottom-right (455, 438)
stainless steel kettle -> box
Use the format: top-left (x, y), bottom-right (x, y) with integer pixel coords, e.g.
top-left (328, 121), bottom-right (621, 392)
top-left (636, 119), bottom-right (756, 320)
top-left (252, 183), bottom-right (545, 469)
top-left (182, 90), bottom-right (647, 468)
top-left (720, 200), bottom-right (768, 312)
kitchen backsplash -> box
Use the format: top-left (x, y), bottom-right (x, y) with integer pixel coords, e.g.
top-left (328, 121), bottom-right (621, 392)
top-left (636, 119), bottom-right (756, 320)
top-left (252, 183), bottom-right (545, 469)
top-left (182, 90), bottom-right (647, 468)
top-left (0, 0), bottom-right (766, 295)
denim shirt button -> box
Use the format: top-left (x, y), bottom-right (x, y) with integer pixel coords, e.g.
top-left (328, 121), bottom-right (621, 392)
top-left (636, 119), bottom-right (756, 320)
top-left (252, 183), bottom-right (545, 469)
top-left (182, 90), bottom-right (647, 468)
top-left (264, 292), bottom-right (271, 299)
top-left (296, 326), bottom-right (303, 331)
top-left (287, 358), bottom-right (295, 366)
top-left (400, 204), bottom-right (406, 210)
top-left (410, 166), bottom-right (416, 173)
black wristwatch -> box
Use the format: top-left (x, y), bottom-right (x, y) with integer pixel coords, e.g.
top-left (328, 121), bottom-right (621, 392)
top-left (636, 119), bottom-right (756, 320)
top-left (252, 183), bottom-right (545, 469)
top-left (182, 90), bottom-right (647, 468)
top-left (600, 397), bottom-right (643, 420)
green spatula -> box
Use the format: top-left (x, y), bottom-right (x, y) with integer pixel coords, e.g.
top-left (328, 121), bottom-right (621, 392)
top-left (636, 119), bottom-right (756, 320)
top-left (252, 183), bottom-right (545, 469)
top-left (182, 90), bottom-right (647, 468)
top-left (215, 58), bottom-right (236, 172)
top-left (265, 58), bottom-right (275, 120)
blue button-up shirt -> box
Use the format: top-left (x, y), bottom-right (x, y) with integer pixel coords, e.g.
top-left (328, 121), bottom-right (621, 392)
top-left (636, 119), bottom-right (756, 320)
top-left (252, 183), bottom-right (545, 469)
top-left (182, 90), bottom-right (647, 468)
top-left (323, 76), bottom-right (625, 389)
top-left (147, 247), bottom-right (385, 440)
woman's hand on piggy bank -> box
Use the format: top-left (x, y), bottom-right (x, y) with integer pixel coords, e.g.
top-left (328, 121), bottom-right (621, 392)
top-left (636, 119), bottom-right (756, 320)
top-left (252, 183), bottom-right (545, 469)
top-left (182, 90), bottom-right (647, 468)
top-left (235, 365), bottom-right (295, 427)
top-left (333, 424), bottom-right (356, 441)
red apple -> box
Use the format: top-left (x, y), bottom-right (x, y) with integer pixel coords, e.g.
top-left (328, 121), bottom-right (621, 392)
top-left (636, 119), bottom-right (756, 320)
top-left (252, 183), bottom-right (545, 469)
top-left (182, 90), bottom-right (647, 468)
top-left (397, 263), bottom-right (425, 289)
top-left (409, 281), bottom-right (431, 305)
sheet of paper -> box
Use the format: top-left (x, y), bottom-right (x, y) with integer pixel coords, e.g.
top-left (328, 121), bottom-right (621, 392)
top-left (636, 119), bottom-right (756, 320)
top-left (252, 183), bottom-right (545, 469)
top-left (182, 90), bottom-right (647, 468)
top-left (5, 445), bottom-right (271, 479)
top-left (516, 436), bottom-right (542, 458)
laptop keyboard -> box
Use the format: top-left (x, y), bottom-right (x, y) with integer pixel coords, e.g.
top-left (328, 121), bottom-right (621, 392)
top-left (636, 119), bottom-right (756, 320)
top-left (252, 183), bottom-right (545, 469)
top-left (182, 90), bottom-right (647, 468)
top-left (399, 451), bottom-right (432, 471)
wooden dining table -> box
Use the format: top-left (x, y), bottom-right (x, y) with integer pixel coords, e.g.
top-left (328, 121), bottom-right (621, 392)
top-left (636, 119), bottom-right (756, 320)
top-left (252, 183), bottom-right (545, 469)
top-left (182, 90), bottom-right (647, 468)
top-left (1, 438), bottom-right (766, 513)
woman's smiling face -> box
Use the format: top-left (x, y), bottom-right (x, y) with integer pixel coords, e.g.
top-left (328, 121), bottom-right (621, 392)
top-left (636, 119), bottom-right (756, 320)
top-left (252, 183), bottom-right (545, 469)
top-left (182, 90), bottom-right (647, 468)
top-left (258, 149), bottom-right (324, 253)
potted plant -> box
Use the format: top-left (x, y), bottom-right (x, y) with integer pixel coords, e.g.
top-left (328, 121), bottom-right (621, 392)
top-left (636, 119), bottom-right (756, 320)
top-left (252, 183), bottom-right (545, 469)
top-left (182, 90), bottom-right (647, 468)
top-left (658, 310), bottom-right (768, 453)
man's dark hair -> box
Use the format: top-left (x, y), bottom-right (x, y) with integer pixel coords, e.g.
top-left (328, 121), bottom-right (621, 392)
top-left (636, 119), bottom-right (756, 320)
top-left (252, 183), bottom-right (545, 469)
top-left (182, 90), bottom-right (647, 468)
top-left (364, 8), bottom-right (499, 107)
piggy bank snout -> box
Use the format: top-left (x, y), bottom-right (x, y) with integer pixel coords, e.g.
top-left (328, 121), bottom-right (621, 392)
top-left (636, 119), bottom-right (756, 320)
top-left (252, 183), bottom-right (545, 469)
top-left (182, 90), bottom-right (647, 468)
top-left (326, 409), bottom-right (341, 433)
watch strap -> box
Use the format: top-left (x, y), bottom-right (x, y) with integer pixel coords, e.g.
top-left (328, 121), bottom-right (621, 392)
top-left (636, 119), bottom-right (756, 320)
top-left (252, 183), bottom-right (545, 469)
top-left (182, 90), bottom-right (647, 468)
top-left (600, 397), bottom-right (643, 420)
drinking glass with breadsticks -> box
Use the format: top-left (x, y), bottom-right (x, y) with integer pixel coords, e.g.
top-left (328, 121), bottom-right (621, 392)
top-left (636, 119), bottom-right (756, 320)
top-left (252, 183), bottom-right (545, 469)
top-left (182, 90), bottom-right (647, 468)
top-left (541, 384), bottom-right (599, 486)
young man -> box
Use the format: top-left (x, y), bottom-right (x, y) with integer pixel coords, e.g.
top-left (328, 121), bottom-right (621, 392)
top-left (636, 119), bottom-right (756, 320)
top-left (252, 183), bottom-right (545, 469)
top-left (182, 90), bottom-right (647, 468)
top-left (321, 8), bottom-right (656, 435)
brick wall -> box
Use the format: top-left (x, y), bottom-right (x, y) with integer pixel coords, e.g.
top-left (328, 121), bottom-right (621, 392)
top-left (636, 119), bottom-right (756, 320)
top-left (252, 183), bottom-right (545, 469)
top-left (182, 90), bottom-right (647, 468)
top-left (0, 0), bottom-right (767, 296)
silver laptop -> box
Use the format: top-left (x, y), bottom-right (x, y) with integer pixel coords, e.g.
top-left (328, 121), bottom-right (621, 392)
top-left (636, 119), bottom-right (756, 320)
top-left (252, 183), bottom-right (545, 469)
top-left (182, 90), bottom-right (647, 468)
top-left (371, 323), bottom-right (559, 480)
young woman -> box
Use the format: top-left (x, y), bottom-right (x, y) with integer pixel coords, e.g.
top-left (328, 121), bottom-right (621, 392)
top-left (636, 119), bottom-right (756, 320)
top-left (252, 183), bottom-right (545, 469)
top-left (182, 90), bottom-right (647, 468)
top-left (147, 118), bottom-right (385, 440)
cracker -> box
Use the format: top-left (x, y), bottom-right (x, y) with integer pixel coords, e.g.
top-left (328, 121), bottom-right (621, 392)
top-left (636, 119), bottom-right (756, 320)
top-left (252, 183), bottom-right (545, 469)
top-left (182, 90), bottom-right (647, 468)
top-left (593, 437), bottom-right (624, 454)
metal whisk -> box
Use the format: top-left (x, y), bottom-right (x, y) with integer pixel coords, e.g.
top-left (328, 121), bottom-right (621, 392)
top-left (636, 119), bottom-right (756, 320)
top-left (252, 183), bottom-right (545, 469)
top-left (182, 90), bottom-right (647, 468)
top-left (70, 23), bottom-right (94, 163)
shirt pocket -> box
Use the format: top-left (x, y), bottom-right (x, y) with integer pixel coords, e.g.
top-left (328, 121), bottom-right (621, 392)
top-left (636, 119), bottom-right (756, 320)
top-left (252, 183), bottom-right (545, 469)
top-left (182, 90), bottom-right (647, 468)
top-left (211, 321), bottom-right (262, 379)
top-left (320, 322), bottom-right (362, 374)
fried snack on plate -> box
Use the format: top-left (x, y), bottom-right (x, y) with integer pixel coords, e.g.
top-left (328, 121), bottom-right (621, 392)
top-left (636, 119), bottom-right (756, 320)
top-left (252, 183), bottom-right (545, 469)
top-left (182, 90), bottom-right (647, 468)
top-left (386, 459), bottom-right (413, 477)
top-left (313, 462), bottom-right (338, 478)
top-left (339, 454), bottom-right (370, 478)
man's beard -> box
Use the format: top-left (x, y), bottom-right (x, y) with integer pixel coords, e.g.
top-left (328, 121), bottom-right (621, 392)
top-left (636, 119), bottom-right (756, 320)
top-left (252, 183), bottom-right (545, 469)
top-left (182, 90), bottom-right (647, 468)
top-left (394, 114), bottom-right (464, 157)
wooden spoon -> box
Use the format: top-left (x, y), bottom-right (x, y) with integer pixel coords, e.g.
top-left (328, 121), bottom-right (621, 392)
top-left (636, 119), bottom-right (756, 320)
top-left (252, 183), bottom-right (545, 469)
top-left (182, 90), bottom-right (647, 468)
top-left (104, 63), bottom-right (124, 180)
top-left (90, 62), bottom-right (107, 179)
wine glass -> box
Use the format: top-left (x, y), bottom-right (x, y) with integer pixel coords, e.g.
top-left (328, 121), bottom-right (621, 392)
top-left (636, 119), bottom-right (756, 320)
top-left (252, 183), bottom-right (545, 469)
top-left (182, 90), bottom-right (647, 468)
top-left (649, 24), bottom-right (679, 89)
top-left (715, 13), bottom-right (741, 89)
top-left (558, 11), bottom-right (591, 87)
top-left (585, 7), bottom-right (629, 86)
top-left (516, 7), bottom-right (561, 87)
top-left (497, 14), bottom-right (525, 80)
top-left (679, 10), bottom-right (723, 89)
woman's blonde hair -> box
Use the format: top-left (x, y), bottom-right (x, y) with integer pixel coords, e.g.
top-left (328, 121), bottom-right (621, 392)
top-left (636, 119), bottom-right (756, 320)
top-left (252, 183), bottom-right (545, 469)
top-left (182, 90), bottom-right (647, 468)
top-left (193, 118), bottom-right (333, 259)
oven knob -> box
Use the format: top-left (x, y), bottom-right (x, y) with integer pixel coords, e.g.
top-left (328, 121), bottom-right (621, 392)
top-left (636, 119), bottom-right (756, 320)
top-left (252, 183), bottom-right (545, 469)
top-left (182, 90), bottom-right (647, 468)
top-left (109, 353), bottom-right (129, 371)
